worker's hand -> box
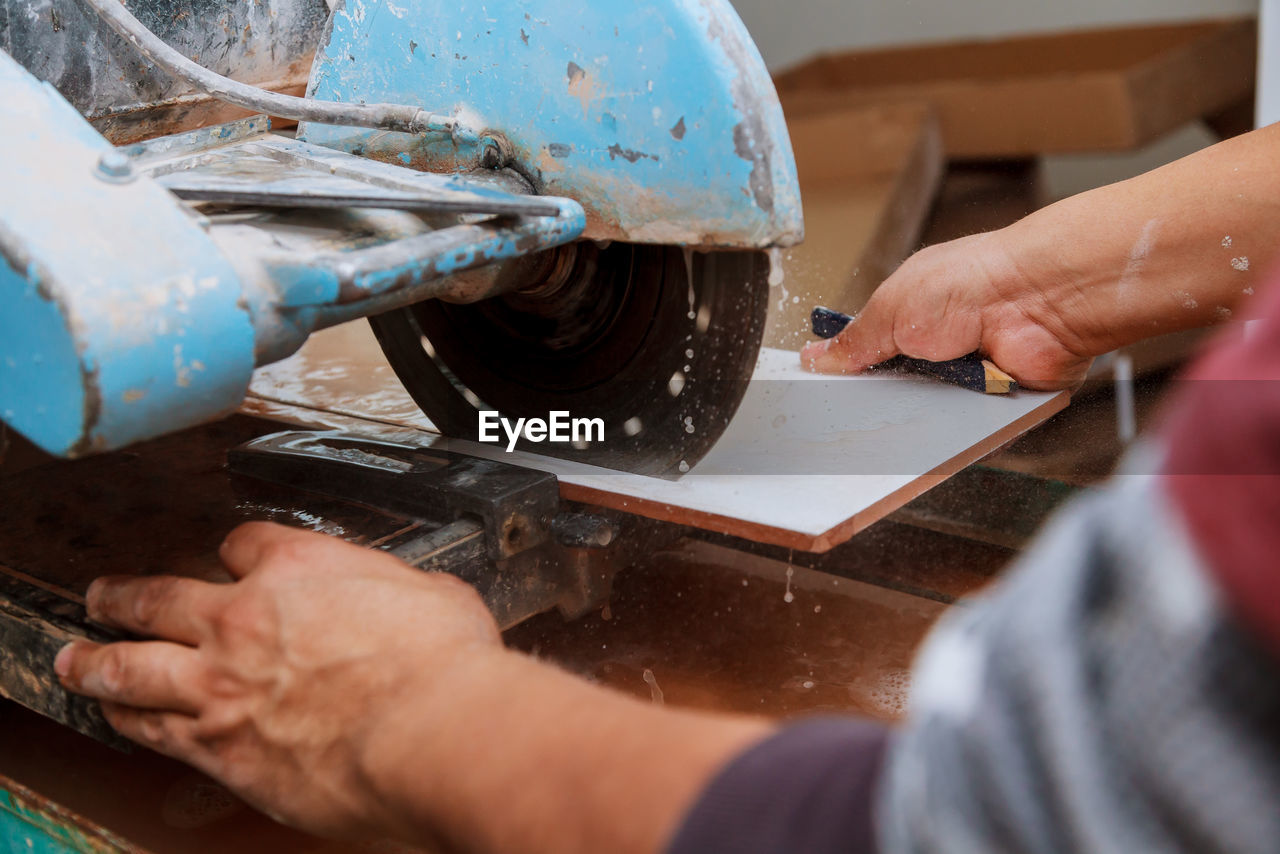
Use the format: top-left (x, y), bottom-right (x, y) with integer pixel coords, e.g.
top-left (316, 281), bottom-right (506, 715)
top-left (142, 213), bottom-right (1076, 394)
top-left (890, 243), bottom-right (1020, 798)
top-left (53, 522), bottom-right (501, 841)
top-left (802, 122), bottom-right (1280, 390)
top-left (800, 230), bottom-right (1097, 391)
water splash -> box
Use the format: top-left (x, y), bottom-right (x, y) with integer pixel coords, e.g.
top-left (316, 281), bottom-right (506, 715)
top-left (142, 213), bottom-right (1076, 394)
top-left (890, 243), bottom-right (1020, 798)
top-left (683, 246), bottom-right (697, 309)
top-left (642, 668), bottom-right (665, 705)
top-left (767, 247), bottom-right (785, 287)
top-left (766, 247), bottom-right (792, 310)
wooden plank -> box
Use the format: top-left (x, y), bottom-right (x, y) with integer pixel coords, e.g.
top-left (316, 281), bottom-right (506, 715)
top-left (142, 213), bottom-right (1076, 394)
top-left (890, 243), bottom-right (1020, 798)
top-left (0, 570), bottom-right (126, 748)
top-left (774, 19), bottom-right (1257, 158)
top-left (247, 325), bottom-right (1069, 553)
top-left (764, 102), bottom-right (944, 349)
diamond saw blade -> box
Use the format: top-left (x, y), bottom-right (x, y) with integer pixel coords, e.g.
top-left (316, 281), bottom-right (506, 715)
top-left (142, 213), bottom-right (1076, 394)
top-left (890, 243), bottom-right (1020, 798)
top-left (368, 243), bottom-right (769, 475)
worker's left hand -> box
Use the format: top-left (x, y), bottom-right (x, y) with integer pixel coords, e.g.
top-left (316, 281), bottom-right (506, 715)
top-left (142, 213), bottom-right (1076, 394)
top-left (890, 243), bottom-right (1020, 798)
top-left (53, 521), bottom-right (502, 840)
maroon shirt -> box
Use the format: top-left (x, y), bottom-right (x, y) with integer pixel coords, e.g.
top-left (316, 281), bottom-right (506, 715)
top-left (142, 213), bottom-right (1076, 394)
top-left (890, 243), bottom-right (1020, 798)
top-left (669, 278), bottom-right (1280, 854)
top-left (1163, 276), bottom-right (1280, 659)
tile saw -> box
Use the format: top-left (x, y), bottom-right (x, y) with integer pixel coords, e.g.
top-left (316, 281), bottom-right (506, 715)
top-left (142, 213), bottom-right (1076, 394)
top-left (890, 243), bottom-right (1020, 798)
top-left (0, 0), bottom-right (810, 751)
top-left (0, 0), bottom-right (1072, 789)
top-left (0, 0), bottom-right (802, 475)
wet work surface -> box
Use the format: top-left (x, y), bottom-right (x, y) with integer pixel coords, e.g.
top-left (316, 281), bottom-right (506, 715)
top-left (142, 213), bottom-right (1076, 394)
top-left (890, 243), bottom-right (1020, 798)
top-left (506, 538), bottom-right (953, 721)
top-left (0, 414), bottom-right (1016, 851)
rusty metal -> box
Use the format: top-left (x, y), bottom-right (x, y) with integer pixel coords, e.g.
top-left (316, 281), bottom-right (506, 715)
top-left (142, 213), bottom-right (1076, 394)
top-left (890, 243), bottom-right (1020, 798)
top-left (299, 0), bottom-right (804, 248)
top-left (80, 0), bottom-right (482, 143)
top-left (1, 0), bottom-right (327, 143)
top-left (0, 772), bottom-right (140, 853)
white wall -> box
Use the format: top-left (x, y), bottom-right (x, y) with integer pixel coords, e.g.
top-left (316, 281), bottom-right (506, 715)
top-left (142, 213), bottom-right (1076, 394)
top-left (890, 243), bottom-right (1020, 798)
top-left (1259, 0), bottom-right (1280, 123)
top-left (731, 0), bottom-right (1258, 71)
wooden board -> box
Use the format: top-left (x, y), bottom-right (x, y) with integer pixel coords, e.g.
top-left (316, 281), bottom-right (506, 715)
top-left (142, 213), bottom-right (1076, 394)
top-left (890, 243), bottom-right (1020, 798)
top-left (247, 325), bottom-right (1069, 553)
top-left (774, 19), bottom-right (1257, 158)
top-left (765, 102), bottom-right (943, 348)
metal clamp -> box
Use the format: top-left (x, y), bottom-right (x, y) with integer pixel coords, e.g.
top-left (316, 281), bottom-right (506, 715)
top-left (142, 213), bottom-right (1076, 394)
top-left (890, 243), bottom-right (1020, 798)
top-left (228, 431), bottom-right (561, 561)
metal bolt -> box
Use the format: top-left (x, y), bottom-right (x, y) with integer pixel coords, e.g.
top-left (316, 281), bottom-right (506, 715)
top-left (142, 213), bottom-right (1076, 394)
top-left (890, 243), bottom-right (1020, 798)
top-left (480, 141), bottom-right (503, 169)
top-left (550, 513), bottom-right (619, 549)
top-left (95, 150), bottom-right (135, 183)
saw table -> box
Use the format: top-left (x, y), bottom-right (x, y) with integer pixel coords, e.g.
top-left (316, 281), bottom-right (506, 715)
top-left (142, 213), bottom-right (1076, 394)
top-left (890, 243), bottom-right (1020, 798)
top-left (0, 354), bottom-right (1164, 852)
top-left (0, 0), bottom-right (1150, 847)
top-left (0, 410), bottom-right (1040, 853)
top-left (0, 287), bottom-right (1166, 854)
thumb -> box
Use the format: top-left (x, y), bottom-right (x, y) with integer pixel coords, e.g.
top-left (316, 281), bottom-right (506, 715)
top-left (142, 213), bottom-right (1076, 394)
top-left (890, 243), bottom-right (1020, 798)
top-left (800, 302), bottom-right (899, 374)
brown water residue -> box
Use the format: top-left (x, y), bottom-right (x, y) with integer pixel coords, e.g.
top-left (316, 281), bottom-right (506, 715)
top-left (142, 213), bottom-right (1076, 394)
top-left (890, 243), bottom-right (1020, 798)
top-left (162, 775), bottom-right (244, 830)
top-left (0, 415), bottom-right (411, 597)
top-left (248, 323), bottom-right (433, 432)
top-left (506, 539), bottom-right (946, 723)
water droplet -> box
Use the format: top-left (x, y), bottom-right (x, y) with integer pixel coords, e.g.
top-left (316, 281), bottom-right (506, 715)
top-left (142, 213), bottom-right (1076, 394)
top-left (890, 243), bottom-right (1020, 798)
top-left (767, 247), bottom-right (785, 287)
top-left (668, 371), bottom-right (685, 396)
top-left (783, 566), bottom-right (795, 604)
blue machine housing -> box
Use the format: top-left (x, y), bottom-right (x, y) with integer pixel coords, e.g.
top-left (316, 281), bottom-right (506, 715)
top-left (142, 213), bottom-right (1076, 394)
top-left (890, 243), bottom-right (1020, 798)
top-left (0, 55), bottom-right (585, 458)
top-left (0, 53), bottom-right (256, 458)
top-left (301, 0), bottom-right (803, 249)
top-left (0, 0), bottom-right (803, 459)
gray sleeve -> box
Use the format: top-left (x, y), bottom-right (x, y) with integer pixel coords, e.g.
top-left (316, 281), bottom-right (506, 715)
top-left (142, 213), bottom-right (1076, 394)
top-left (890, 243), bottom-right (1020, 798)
top-left (667, 717), bottom-right (889, 854)
top-left (877, 472), bottom-right (1280, 854)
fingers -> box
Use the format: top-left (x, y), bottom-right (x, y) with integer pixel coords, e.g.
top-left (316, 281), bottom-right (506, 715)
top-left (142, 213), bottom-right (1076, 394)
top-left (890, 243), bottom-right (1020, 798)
top-left (801, 299), bottom-right (901, 374)
top-left (800, 243), bottom-right (992, 374)
top-left (87, 575), bottom-right (228, 644)
top-left (219, 521), bottom-right (404, 585)
top-left (56, 640), bottom-right (207, 714)
top-left (218, 521), bottom-right (321, 580)
top-left (99, 701), bottom-right (209, 767)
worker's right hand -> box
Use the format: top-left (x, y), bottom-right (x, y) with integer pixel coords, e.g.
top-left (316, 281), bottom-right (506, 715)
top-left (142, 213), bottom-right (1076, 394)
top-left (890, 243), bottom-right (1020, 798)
top-left (52, 521), bottom-right (503, 843)
top-left (800, 228), bottom-right (1098, 391)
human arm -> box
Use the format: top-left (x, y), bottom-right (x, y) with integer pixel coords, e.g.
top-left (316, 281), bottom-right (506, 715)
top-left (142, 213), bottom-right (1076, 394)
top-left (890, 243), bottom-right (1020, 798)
top-left (802, 122), bottom-right (1280, 389)
top-left (52, 522), bottom-right (770, 853)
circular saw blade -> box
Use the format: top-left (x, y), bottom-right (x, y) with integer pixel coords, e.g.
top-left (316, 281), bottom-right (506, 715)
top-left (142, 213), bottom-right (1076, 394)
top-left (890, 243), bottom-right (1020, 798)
top-left (369, 244), bottom-right (769, 475)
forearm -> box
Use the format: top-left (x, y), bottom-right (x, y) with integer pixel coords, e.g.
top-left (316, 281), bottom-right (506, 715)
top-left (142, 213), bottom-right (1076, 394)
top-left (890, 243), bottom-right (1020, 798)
top-left (1000, 122), bottom-right (1280, 355)
top-left (365, 648), bottom-right (772, 854)
top-left (803, 123), bottom-right (1280, 389)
